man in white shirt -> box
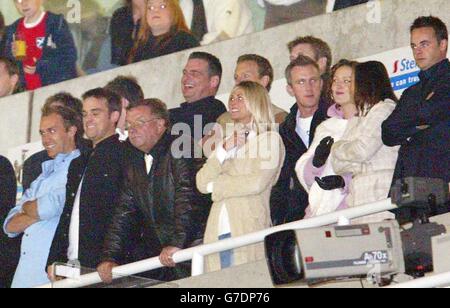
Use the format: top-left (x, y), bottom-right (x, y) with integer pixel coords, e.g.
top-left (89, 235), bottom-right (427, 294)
top-left (270, 55), bottom-right (329, 225)
top-left (179, 0), bottom-right (254, 45)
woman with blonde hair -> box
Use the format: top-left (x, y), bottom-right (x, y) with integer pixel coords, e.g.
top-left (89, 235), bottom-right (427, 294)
top-left (197, 81), bottom-right (285, 272)
top-left (128, 0), bottom-right (199, 63)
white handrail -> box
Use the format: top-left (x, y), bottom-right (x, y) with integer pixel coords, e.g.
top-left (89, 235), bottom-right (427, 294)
top-left (37, 198), bottom-right (396, 288)
top-left (386, 271), bottom-right (450, 288)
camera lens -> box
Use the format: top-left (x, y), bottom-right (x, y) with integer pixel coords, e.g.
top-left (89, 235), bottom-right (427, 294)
top-left (265, 230), bottom-right (303, 285)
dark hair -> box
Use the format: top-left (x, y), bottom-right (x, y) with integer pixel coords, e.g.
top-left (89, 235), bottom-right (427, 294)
top-left (288, 36), bottom-right (333, 75)
top-left (411, 16), bottom-right (448, 43)
top-left (354, 61), bottom-right (398, 116)
top-left (237, 54), bottom-right (274, 92)
top-left (104, 76), bottom-right (144, 108)
top-left (129, 98), bottom-right (170, 128)
top-left (188, 52), bottom-right (223, 80)
top-left (329, 59), bottom-right (359, 104)
top-left (42, 92), bottom-right (83, 115)
top-left (285, 55), bottom-right (321, 85)
top-left (0, 56), bottom-right (21, 93)
top-left (42, 105), bottom-right (84, 147)
top-left (0, 56), bottom-right (20, 76)
top-left (82, 88), bottom-right (122, 115)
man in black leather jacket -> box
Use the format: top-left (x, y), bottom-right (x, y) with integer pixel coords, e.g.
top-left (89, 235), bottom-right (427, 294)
top-left (98, 99), bottom-right (211, 283)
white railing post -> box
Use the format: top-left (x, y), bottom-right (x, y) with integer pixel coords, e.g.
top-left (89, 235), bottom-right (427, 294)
top-left (385, 271), bottom-right (450, 288)
top-left (191, 252), bottom-right (205, 277)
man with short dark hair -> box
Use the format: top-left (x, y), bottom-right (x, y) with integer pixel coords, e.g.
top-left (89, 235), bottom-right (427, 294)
top-left (0, 56), bottom-right (21, 98)
top-left (270, 56), bottom-right (329, 225)
top-left (3, 106), bottom-right (81, 288)
top-left (22, 92), bottom-right (88, 191)
top-left (48, 88), bottom-right (130, 277)
top-left (170, 52), bottom-right (227, 142)
top-left (98, 99), bottom-right (211, 282)
top-left (104, 75), bottom-right (145, 141)
top-left (217, 54), bottom-right (288, 129)
top-left (288, 36), bottom-right (333, 81)
top-left (382, 16), bottom-right (449, 222)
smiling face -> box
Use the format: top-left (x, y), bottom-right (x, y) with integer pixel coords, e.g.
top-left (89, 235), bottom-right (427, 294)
top-left (228, 88), bottom-right (252, 124)
top-left (39, 113), bottom-right (76, 159)
top-left (181, 58), bottom-right (218, 103)
top-left (411, 27), bottom-right (448, 71)
top-left (331, 65), bottom-right (355, 106)
top-left (82, 97), bottom-right (119, 147)
top-left (146, 0), bottom-right (173, 36)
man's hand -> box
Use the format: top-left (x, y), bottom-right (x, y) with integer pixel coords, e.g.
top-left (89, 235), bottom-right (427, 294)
top-left (22, 200), bottom-right (39, 220)
top-left (47, 265), bottom-right (63, 282)
top-left (315, 176), bottom-right (345, 191)
top-left (159, 246), bottom-right (181, 268)
top-left (97, 261), bottom-right (119, 284)
top-left (313, 137), bottom-right (334, 168)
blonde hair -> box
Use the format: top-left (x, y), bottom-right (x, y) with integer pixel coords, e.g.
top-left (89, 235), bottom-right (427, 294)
top-left (232, 81), bottom-right (275, 134)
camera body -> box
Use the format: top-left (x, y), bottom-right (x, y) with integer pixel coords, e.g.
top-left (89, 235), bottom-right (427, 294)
top-left (265, 221), bottom-right (405, 286)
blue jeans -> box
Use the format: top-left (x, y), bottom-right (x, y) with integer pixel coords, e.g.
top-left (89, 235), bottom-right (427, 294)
top-left (219, 233), bottom-right (233, 269)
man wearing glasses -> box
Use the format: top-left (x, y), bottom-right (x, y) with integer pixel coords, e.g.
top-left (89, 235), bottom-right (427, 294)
top-left (47, 88), bottom-right (130, 279)
top-left (382, 16), bottom-right (449, 222)
top-left (97, 99), bottom-right (211, 283)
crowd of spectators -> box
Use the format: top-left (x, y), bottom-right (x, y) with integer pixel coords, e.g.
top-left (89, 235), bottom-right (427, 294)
top-left (0, 0), bottom-right (448, 289)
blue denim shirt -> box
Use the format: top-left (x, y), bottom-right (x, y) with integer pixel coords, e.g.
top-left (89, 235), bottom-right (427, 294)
top-left (3, 150), bottom-right (80, 288)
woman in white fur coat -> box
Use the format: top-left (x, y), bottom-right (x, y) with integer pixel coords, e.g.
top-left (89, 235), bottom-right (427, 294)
top-left (330, 61), bottom-right (400, 223)
top-left (296, 60), bottom-right (357, 218)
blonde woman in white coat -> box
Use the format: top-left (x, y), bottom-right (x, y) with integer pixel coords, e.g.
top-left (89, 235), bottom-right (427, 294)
top-left (197, 81), bottom-right (285, 272)
top-left (330, 61), bottom-right (400, 223)
top-left (296, 60), bottom-right (358, 218)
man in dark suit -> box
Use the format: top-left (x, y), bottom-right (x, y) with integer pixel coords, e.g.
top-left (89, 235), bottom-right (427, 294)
top-left (47, 88), bottom-right (130, 277)
top-left (0, 155), bottom-right (18, 288)
top-left (382, 16), bottom-right (449, 222)
top-left (270, 56), bottom-right (329, 225)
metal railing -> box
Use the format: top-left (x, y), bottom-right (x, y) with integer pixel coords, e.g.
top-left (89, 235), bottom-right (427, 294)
top-left (386, 271), bottom-right (450, 288)
top-left (38, 198), bottom-right (396, 288)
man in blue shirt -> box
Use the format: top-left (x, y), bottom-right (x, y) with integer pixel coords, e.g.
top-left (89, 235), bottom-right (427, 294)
top-left (3, 105), bottom-right (82, 288)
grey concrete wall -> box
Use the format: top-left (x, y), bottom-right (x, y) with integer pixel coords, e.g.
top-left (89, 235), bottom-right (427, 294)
top-left (1, 0), bottom-right (449, 155)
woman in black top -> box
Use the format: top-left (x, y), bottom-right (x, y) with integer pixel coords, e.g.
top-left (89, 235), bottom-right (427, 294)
top-left (110, 0), bottom-right (146, 66)
top-left (128, 0), bottom-right (199, 64)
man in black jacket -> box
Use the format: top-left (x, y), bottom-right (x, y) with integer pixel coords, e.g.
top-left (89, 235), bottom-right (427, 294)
top-left (0, 155), bottom-right (18, 288)
top-left (98, 99), bottom-right (211, 283)
top-left (22, 93), bottom-right (90, 191)
top-left (47, 88), bottom-right (130, 277)
top-left (170, 52), bottom-right (227, 143)
top-left (382, 16), bottom-right (449, 222)
top-left (270, 56), bottom-right (329, 225)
